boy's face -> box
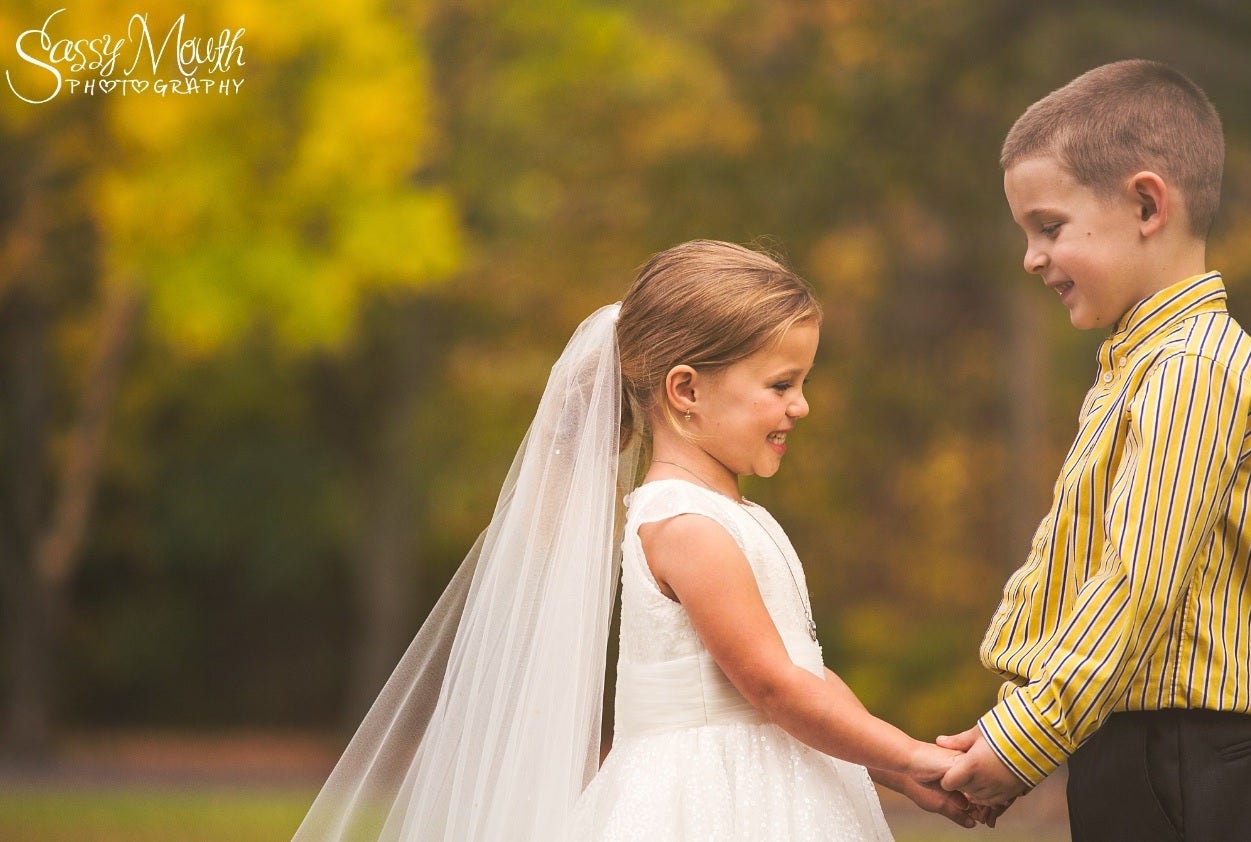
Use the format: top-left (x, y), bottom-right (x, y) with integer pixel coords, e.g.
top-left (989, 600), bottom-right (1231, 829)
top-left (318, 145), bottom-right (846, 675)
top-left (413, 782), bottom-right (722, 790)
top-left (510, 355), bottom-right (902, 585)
top-left (1004, 156), bottom-right (1152, 330)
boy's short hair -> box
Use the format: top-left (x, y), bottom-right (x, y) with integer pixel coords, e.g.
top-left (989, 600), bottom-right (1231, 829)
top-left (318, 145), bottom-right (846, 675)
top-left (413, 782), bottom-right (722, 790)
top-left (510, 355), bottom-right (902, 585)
top-left (1001, 59), bottom-right (1224, 238)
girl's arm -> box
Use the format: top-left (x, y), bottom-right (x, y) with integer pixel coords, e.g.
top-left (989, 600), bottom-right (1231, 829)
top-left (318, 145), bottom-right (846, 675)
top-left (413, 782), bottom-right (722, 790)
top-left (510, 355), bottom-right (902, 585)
top-left (642, 514), bottom-right (958, 785)
top-left (817, 665), bottom-right (983, 827)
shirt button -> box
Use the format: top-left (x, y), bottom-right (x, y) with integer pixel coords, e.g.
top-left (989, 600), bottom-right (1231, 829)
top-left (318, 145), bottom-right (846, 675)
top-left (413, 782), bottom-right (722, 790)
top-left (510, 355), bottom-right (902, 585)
top-left (1103, 372), bottom-right (1114, 383)
top-left (1118, 357), bottom-right (1127, 367)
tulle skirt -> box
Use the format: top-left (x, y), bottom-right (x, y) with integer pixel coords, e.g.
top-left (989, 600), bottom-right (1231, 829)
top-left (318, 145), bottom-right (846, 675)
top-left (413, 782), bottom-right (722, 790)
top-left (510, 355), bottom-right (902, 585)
top-left (567, 722), bottom-right (894, 842)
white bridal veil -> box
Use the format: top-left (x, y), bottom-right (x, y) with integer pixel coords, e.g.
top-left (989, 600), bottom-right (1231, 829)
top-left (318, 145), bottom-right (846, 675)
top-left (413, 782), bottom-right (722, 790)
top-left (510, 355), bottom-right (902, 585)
top-left (293, 304), bottom-right (640, 841)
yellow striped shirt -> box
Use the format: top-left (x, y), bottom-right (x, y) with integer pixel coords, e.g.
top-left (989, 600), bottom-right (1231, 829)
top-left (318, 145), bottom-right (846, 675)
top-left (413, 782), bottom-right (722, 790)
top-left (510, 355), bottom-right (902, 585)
top-left (979, 272), bottom-right (1251, 786)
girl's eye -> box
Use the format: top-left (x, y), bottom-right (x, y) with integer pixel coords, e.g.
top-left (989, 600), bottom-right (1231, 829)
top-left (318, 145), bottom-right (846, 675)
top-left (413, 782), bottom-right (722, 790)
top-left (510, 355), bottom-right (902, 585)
top-left (772, 376), bottom-right (810, 394)
top-left (1040, 222), bottom-right (1061, 238)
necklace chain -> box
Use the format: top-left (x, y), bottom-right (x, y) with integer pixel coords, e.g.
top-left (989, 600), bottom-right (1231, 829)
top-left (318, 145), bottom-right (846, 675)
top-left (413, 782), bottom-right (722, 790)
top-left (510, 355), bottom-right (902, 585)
top-left (649, 460), bottom-right (819, 642)
top-left (650, 459), bottom-right (740, 502)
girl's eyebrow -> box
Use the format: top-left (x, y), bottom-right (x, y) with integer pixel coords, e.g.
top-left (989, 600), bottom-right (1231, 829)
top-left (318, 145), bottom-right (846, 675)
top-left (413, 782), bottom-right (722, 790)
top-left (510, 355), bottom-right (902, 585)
top-left (769, 364), bottom-right (812, 380)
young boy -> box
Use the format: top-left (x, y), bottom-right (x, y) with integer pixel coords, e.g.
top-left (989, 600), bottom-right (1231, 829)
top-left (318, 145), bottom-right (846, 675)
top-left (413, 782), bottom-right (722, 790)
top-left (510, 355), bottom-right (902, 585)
top-left (939, 60), bottom-right (1251, 841)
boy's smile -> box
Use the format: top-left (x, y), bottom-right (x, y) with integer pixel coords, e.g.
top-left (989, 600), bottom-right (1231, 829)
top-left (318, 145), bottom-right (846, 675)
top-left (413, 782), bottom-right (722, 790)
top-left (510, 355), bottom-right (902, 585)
top-left (1004, 156), bottom-right (1155, 330)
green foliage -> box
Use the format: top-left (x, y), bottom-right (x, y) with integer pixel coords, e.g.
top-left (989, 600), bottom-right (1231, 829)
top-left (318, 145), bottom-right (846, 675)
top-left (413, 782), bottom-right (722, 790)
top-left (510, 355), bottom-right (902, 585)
top-left (0, 787), bottom-right (313, 842)
top-left (72, 340), bottom-right (352, 727)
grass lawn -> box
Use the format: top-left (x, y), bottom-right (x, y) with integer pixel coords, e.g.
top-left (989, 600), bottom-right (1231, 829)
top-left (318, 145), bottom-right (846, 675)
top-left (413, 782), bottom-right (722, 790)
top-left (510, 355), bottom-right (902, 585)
top-left (0, 729), bottom-right (1070, 841)
top-left (0, 784), bottom-right (1070, 842)
top-left (0, 786), bottom-right (315, 842)
top-left (880, 778), bottom-right (1071, 842)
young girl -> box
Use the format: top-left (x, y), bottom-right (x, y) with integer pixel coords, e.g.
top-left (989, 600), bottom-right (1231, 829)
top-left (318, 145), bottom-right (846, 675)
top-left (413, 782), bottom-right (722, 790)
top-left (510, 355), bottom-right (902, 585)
top-left (294, 240), bottom-right (978, 841)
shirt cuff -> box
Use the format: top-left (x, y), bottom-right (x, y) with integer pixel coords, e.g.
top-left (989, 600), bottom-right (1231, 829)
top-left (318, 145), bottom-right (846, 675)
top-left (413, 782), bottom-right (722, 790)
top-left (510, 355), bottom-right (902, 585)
top-left (977, 691), bottom-right (1075, 787)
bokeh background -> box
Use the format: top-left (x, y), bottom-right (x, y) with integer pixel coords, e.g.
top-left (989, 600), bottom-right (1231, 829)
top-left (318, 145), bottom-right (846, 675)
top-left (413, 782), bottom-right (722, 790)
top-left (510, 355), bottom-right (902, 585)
top-left (2, 1), bottom-right (1251, 839)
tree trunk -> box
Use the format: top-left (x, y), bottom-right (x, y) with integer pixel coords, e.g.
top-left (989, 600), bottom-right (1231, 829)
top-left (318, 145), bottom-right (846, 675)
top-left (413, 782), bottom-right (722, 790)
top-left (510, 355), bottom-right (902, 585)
top-left (2, 280), bottom-right (52, 756)
top-left (344, 300), bottom-right (433, 722)
top-left (1005, 282), bottom-right (1052, 561)
top-left (346, 452), bottom-right (419, 721)
top-left (2, 569), bottom-right (59, 757)
top-left (34, 283), bottom-right (144, 590)
top-left (2, 280), bottom-right (142, 754)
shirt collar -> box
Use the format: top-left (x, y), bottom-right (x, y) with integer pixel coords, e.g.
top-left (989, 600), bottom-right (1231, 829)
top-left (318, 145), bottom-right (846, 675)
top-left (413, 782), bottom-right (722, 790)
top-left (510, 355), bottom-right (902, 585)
top-left (1100, 272), bottom-right (1227, 366)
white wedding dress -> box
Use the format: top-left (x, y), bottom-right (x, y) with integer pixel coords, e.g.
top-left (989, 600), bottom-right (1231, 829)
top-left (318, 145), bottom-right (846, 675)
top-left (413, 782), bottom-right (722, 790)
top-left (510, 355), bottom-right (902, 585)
top-left (568, 479), bottom-right (894, 841)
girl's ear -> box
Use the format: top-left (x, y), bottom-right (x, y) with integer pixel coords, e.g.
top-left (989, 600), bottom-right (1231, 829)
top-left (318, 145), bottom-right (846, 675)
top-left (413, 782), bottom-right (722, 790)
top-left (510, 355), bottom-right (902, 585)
top-left (664, 365), bottom-right (698, 418)
top-left (1131, 171), bottom-right (1168, 236)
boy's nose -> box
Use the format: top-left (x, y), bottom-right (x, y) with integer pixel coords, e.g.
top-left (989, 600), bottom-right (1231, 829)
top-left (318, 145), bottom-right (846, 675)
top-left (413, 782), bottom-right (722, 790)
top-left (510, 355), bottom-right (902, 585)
top-left (1023, 246), bottom-right (1048, 274)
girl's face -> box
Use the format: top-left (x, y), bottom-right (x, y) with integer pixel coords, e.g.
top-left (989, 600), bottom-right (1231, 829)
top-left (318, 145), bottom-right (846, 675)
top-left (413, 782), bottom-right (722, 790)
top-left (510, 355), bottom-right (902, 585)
top-left (691, 321), bottom-right (819, 483)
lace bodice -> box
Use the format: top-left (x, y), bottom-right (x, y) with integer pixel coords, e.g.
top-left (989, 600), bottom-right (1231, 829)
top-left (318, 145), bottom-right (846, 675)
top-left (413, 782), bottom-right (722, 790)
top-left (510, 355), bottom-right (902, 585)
top-left (613, 479), bottom-right (824, 737)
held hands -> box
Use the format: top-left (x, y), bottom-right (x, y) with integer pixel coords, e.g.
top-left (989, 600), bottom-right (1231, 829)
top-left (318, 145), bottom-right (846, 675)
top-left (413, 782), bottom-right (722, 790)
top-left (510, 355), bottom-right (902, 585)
top-left (937, 725), bottom-right (1028, 815)
top-left (878, 740), bottom-right (1001, 829)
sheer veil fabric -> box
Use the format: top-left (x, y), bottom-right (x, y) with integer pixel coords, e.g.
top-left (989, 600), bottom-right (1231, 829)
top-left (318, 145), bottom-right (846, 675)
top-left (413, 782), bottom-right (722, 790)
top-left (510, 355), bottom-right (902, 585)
top-left (294, 304), bottom-right (641, 841)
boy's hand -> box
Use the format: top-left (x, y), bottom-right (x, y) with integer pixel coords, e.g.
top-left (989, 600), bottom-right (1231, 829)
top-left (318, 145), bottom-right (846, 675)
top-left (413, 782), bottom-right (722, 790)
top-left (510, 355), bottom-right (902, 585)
top-left (937, 726), bottom-right (1030, 806)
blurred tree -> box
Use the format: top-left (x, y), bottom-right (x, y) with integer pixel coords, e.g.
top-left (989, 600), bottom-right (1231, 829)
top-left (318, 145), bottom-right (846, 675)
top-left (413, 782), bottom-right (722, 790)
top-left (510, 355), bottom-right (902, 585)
top-left (0, 0), bottom-right (460, 751)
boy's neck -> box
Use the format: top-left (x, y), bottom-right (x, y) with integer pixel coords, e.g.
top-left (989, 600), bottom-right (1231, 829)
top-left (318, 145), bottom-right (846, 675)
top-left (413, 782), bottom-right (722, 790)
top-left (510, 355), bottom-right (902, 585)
top-left (1133, 236), bottom-right (1208, 304)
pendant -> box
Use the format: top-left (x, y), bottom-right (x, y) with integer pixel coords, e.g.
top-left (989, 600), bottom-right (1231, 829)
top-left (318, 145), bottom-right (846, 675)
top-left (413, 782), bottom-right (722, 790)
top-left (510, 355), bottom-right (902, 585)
top-left (807, 618), bottom-right (818, 642)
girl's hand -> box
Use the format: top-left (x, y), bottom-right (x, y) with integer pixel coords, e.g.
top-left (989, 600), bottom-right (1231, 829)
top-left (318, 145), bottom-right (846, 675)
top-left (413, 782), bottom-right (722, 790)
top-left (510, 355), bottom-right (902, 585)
top-left (895, 741), bottom-right (1013, 827)
top-left (871, 763), bottom-right (977, 829)
top-left (905, 739), bottom-right (963, 786)
top-left (968, 799), bottom-right (1015, 827)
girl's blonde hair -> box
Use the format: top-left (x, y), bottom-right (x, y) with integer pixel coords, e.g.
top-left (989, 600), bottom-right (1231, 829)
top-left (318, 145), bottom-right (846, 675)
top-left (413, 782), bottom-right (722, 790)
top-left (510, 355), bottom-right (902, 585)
top-left (616, 239), bottom-right (821, 448)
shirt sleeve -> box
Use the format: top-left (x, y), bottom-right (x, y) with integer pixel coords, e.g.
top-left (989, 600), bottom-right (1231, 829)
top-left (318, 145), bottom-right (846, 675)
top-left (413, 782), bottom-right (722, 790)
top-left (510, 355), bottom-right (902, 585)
top-left (979, 350), bottom-right (1251, 785)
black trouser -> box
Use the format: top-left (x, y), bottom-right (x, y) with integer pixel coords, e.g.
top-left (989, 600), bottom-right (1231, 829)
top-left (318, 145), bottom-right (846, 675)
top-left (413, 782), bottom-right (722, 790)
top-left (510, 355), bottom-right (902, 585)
top-left (1067, 709), bottom-right (1251, 841)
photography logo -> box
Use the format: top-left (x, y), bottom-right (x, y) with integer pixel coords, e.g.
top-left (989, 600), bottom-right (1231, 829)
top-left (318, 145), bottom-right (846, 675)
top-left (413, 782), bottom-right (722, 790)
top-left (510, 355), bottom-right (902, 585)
top-left (5, 8), bottom-right (246, 104)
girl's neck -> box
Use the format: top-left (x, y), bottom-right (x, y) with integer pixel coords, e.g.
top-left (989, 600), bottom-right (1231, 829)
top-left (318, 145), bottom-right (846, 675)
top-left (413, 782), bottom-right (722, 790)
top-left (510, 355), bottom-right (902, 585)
top-left (647, 450), bottom-right (742, 502)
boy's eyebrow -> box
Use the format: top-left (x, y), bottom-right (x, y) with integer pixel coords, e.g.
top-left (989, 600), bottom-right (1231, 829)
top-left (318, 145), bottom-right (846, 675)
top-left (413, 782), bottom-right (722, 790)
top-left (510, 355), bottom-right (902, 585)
top-left (1016, 206), bottom-right (1062, 225)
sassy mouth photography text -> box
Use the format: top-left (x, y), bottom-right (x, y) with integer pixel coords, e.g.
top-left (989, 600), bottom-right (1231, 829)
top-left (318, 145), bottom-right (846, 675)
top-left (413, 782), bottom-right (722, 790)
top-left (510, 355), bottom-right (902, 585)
top-left (4, 7), bottom-right (246, 104)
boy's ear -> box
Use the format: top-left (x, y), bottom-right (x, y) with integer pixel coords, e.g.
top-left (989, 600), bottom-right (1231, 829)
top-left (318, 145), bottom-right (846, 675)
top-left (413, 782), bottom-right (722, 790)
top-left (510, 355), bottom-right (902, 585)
top-left (1131, 171), bottom-right (1169, 236)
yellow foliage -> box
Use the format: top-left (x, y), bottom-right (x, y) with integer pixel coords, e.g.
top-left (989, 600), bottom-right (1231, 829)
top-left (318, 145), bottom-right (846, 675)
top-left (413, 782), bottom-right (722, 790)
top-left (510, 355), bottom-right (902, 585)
top-left (808, 226), bottom-right (884, 306)
top-left (338, 190), bottom-right (462, 281)
top-left (2, 0), bottom-right (460, 355)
